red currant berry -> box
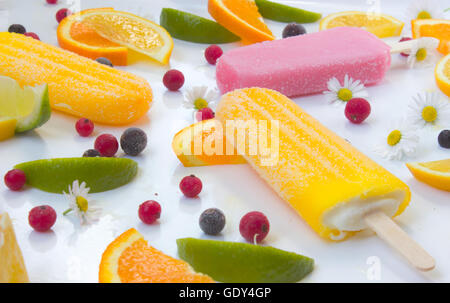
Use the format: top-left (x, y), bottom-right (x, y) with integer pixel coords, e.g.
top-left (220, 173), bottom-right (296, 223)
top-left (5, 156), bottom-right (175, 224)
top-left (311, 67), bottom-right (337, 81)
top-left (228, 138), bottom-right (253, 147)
top-left (75, 118), bottom-right (94, 137)
top-left (163, 69), bottom-right (184, 91)
top-left (239, 211), bottom-right (270, 243)
top-left (46, 0), bottom-right (58, 4)
top-left (4, 169), bottom-right (26, 191)
top-left (195, 107), bottom-right (215, 121)
top-left (204, 45), bottom-right (223, 65)
top-left (28, 205), bottom-right (57, 232)
top-left (56, 8), bottom-right (71, 23)
top-left (399, 37), bottom-right (412, 57)
top-left (345, 98), bottom-right (371, 124)
top-left (138, 200), bottom-right (161, 224)
top-left (24, 32), bottom-right (40, 40)
top-left (94, 134), bottom-right (119, 157)
top-left (179, 175), bottom-right (202, 198)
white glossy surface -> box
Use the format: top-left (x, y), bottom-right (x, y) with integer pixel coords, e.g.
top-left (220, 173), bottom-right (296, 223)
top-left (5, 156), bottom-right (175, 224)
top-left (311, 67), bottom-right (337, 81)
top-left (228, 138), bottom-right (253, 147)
top-left (0, 0), bottom-right (449, 283)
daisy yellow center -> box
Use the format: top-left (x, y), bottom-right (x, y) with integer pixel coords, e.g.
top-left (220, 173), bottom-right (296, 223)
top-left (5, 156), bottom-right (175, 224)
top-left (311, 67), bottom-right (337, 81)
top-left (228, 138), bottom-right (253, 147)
top-left (387, 130), bottom-right (402, 146)
top-left (76, 196), bottom-right (88, 213)
top-left (421, 106), bottom-right (437, 122)
top-left (337, 88), bottom-right (353, 102)
top-left (194, 98), bottom-right (208, 110)
top-left (415, 48), bottom-right (427, 61)
top-left (417, 11), bottom-right (432, 19)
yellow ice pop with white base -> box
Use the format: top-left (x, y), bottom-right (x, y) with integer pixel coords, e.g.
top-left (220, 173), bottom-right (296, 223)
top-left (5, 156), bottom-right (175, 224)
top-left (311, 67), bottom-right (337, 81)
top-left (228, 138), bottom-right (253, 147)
top-left (216, 88), bottom-right (434, 271)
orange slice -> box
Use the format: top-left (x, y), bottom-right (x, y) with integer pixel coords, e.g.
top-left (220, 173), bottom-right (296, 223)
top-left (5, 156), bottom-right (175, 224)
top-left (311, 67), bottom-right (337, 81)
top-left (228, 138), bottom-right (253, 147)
top-left (172, 119), bottom-right (246, 167)
top-left (57, 8), bottom-right (128, 66)
top-left (412, 19), bottom-right (450, 55)
top-left (81, 10), bottom-right (173, 64)
top-left (208, 0), bottom-right (275, 44)
top-left (406, 159), bottom-right (450, 192)
top-left (319, 11), bottom-right (404, 38)
top-left (0, 213), bottom-right (29, 283)
top-left (435, 53), bottom-right (450, 97)
top-left (99, 228), bottom-right (215, 283)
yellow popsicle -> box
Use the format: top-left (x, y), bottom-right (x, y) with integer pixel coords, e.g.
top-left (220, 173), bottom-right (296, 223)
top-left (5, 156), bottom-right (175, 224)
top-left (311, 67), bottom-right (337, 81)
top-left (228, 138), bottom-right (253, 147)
top-left (216, 88), bottom-right (411, 241)
top-left (0, 33), bottom-right (152, 125)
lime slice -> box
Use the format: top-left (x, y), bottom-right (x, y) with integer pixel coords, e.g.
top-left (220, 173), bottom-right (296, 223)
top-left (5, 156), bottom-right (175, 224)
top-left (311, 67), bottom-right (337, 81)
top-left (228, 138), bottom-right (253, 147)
top-left (0, 75), bottom-right (51, 133)
top-left (14, 157), bottom-right (138, 194)
top-left (177, 238), bottom-right (314, 283)
top-left (255, 0), bottom-right (321, 23)
top-left (160, 8), bottom-right (240, 44)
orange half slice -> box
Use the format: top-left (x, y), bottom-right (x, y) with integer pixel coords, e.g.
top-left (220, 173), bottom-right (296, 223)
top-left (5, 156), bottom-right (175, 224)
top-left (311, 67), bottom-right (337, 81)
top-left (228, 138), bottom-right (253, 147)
top-left (99, 228), bottom-right (214, 283)
top-left (412, 19), bottom-right (450, 55)
top-left (208, 0), bottom-right (274, 44)
top-left (172, 119), bottom-right (246, 167)
top-left (406, 159), bottom-right (450, 192)
top-left (57, 8), bottom-right (128, 66)
top-left (81, 10), bottom-right (173, 64)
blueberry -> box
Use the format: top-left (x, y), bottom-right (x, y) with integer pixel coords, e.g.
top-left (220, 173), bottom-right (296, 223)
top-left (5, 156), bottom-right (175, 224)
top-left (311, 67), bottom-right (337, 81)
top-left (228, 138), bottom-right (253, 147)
top-left (83, 149), bottom-right (101, 157)
top-left (199, 208), bottom-right (226, 235)
top-left (438, 130), bottom-right (450, 148)
top-left (8, 24), bottom-right (26, 34)
top-left (282, 23), bottom-right (306, 38)
top-left (95, 57), bottom-right (113, 67)
top-left (120, 128), bottom-right (147, 156)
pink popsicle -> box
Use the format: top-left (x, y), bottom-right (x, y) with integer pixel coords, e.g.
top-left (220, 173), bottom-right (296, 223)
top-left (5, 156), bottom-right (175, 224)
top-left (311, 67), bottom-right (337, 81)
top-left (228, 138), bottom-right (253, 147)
top-left (216, 27), bottom-right (391, 97)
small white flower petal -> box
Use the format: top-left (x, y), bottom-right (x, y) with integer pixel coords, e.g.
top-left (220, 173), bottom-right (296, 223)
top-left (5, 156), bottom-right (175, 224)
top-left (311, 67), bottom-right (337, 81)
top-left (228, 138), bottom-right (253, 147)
top-left (405, 0), bottom-right (444, 22)
top-left (183, 86), bottom-right (218, 110)
top-left (407, 91), bottom-right (450, 128)
top-left (63, 180), bottom-right (100, 225)
top-left (407, 37), bottom-right (440, 69)
top-left (374, 120), bottom-right (420, 160)
top-left (323, 75), bottom-right (368, 105)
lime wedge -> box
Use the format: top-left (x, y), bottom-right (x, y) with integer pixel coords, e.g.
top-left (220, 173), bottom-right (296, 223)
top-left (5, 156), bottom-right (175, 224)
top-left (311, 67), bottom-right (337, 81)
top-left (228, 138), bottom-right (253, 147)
top-left (14, 157), bottom-right (138, 193)
top-left (177, 238), bottom-right (314, 283)
top-left (160, 8), bottom-right (240, 44)
top-left (0, 75), bottom-right (51, 133)
top-left (255, 0), bottom-right (321, 23)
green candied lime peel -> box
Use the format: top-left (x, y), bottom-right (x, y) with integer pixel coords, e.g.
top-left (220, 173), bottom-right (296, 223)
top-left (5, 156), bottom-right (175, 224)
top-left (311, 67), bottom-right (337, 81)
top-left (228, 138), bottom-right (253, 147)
top-left (177, 238), bottom-right (314, 283)
top-left (0, 75), bottom-right (51, 133)
top-left (14, 157), bottom-right (138, 194)
top-left (160, 8), bottom-right (240, 44)
top-left (255, 0), bottom-right (322, 23)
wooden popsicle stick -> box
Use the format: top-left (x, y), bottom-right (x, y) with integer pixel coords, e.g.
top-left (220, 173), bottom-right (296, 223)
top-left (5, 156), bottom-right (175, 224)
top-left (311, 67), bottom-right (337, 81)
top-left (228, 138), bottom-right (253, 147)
top-left (389, 39), bottom-right (416, 54)
top-left (389, 37), bottom-right (439, 54)
top-left (364, 211), bottom-right (435, 272)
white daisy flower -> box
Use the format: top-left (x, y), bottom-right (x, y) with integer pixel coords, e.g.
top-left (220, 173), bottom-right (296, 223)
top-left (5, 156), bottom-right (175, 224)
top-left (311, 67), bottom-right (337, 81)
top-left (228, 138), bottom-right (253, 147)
top-left (374, 120), bottom-right (420, 160)
top-left (63, 180), bottom-right (100, 225)
top-left (406, 37), bottom-right (440, 68)
top-left (408, 92), bottom-right (450, 128)
top-left (183, 86), bottom-right (218, 110)
top-left (405, 0), bottom-right (444, 21)
top-left (323, 75), bottom-right (368, 104)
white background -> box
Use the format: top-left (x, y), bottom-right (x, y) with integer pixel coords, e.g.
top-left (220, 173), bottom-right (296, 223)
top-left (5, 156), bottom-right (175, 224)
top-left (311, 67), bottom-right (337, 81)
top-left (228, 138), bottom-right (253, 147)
top-left (1, 0), bottom-right (449, 282)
